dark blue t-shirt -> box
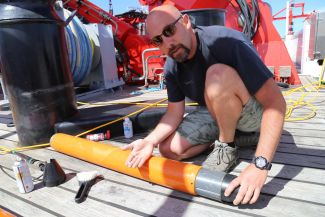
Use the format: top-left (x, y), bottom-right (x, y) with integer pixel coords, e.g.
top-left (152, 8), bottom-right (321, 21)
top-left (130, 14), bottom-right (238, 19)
top-left (164, 25), bottom-right (273, 105)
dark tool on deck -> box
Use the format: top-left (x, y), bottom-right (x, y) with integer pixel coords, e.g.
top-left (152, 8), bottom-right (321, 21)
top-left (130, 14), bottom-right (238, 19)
top-left (43, 159), bottom-right (66, 187)
top-left (75, 171), bottom-right (99, 203)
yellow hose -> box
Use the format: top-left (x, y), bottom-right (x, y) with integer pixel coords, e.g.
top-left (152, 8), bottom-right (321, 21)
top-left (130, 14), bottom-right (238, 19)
top-left (2, 58), bottom-right (325, 154)
top-left (0, 98), bottom-right (167, 155)
top-left (75, 98), bottom-right (167, 137)
top-left (284, 58), bottom-right (325, 122)
top-left (77, 101), bottom-right (198, 107)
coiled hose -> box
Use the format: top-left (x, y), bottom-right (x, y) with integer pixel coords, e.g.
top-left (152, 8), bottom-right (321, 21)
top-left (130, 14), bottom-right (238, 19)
top-left (64, 10), bottom-right (93, 85)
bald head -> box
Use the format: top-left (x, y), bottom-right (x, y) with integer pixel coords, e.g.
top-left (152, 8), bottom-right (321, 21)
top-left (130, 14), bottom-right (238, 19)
top-left (148, 5), bottom-right (182, 21)
top-left (145, 5), bottom-right (196, 62)
top-left (146, 5), bottom-right (183, 36)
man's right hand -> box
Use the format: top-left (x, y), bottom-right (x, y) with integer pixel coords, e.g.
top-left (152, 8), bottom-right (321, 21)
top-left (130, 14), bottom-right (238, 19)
top-left (121, 139), bottom-right (155, 168)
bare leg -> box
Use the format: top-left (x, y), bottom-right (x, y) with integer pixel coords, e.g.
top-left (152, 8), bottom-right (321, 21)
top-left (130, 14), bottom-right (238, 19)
top-left (157, 64), bottom-right (251, 161)
top-left (158, 131), bottom-right (210, 160)
top-left (204, 64), bottom-right (250, 143)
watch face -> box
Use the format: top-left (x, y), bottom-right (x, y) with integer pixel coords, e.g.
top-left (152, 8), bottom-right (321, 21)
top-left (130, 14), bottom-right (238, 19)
top-left (255, 157), bottom-right (266, 168)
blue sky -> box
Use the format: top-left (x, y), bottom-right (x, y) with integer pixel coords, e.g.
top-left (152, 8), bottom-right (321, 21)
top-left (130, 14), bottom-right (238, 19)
top-left (90, 0), bottom-right (325, 37)
top-left (265, 0), bottom-right (325, 37)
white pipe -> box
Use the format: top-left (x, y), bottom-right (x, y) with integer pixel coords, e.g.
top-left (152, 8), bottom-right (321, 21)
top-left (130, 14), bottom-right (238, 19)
top-left (133, 47), bottom-right (160, 81)
top-left (144, 54), bottom-right (163, 86)
top-left (285, 0), bottom-right (291, 37)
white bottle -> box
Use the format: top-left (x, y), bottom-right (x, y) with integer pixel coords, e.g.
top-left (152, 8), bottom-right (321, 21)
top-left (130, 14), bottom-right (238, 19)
top-left (12, 157), bottom-right (34, 193)
top-left (123, 117), bottom-right (133, 138)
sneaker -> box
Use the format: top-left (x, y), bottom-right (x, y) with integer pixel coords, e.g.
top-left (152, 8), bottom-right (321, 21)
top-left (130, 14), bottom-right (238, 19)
top-left (202, 140), bottom-right (238, 172)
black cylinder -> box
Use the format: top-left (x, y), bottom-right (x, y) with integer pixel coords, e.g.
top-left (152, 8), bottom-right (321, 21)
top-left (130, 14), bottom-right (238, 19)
top-left (181, 8), bottom-right (226, 26)
top-left (0, 0), bottom-right (77, 146)
top-left (220, 174), bottom-right (239, 203)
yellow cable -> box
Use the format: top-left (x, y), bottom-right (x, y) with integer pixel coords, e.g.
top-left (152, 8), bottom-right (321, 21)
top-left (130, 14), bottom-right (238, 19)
top-left (75, 98), bottom-right (167, 137)
top-left (285, 101), bottom-right (317, 122)
top-left (283, 58), bottom-right (325, 122)
top-left (77, 101), bottom-right (198, 107)
top-left (284, 87), bottom-right (318, 122)
top-left (283, 81), bottom-right (319, 96)
top-left (3, 58), bottom-right (325, 154)
top-left (0, 144), bottom-right (11, 155)
top-left (0, 98), bottom-right (168, 155)
top-left (0, 146), bottom-right (10, 152)
top-left (2, 143), bottom-right (51, 153)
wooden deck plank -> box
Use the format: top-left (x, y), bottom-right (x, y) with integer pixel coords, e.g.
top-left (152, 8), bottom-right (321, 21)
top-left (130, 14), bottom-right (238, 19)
top-left (0, 170), bottom-right (141, 217)
top-left (0, 88), bottom-right (325, 216)
top-left (0, 188), bottom-right (60, 217)
top-left (276, 142), bottom-right (325, 155)
top-left (280, 136), bottom-right (325, 148)
top-left (0, 129), bottom-right (18, 141)
top-left (1, 148), bottom-right (325, 217)
top-left (0, 151), bottom-right (256, 217)
top-left (240, 148), bottom-right (325, 170)
top-left (282, 129), bottom-right (325, 138)
top-left (284, 123), bottom-right (325, 131)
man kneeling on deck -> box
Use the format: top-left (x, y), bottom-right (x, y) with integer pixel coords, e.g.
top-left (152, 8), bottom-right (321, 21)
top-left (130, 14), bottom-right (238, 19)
top-left (122, 5), bottom-right (286, 205)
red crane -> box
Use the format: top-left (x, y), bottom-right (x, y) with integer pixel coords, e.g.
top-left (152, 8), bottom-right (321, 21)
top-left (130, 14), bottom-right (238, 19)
top-left (63, 0), bottom-right (301, 85)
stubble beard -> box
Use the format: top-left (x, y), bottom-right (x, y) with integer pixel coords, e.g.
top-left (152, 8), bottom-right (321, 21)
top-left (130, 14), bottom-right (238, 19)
top-left (168, 44), bottom-right (191, 63)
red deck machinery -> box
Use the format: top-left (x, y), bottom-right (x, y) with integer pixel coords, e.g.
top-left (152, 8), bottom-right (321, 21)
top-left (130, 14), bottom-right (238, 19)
top-left (64, 0), bottom-right (301, 85)
top-left (64, 0), bottom-right (158, 84)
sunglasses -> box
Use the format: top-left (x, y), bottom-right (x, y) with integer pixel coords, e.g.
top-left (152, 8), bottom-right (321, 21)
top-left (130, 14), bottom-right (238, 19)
top-left (150, 15), bottom-right (183, 46)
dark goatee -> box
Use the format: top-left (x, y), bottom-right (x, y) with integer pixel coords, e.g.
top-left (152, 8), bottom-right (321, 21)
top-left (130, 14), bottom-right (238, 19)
top-left (168, 44), bottom-right (190, 63)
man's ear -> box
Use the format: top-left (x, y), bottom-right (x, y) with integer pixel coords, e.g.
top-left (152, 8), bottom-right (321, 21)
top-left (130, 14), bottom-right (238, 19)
top-left (182, 14), bottom-right (192, 28)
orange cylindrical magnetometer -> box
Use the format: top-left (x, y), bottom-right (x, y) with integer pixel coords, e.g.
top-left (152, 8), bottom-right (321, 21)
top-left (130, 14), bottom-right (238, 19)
top-left (50, 133), bottom-right (201, 195)
top-left (0, 208), bottom-right (16, 217)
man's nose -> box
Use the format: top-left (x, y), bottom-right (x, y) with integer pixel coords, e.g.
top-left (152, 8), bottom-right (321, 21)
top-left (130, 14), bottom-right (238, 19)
top-left (161, 36), bottom-right (174, 50)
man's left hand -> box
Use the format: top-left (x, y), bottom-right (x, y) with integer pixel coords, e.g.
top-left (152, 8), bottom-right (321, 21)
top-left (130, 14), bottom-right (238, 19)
top-left (224, 164), bottom-right (268, 205)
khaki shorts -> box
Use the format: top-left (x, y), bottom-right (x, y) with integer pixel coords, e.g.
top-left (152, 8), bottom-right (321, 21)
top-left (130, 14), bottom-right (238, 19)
top-left (177, 97), bottom-right (263, 145)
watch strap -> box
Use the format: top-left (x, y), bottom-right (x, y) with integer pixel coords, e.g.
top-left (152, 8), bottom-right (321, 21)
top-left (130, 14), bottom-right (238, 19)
top-left (252, 156), bottom-right (272, 170)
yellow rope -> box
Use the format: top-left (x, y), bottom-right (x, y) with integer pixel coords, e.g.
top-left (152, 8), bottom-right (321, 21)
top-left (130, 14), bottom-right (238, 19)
top-left (0, 146), bottom-right (10, 155)
top-left (75, 98), bottom-right (167, 137)
top-left (0, 142), bottom-right (51, 155)
top-left (2, 58), bottom-right (325, 153)
top-left (77, 101), bottom-right (198, 107)
top-left (284, 58), bottom-right (325, 122)
top-left (0, 98), bottom-right (168, 155)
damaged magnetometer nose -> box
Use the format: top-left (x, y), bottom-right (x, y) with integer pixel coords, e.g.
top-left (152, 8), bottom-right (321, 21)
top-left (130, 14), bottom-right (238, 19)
top-left (43, 159), bottom-right (66, 187)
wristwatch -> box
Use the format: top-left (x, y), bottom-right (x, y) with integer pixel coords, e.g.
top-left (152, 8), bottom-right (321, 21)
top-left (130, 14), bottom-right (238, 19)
top-left (252, 156), bottom-right (272, 170)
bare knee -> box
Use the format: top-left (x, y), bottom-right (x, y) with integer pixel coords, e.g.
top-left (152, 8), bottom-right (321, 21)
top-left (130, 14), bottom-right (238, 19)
top-left (158, 143), bottom-right (173, 158)
top-left (158, 139), bottom-right (188, 160)
top-left (205, 64), bottom-right (249, 102)
top-left (206, 64), bottom-right (232, 79)
top-left (158, 144), bottom-right (182, 160)
top-left (205, 64), bottom-right (237, 92)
